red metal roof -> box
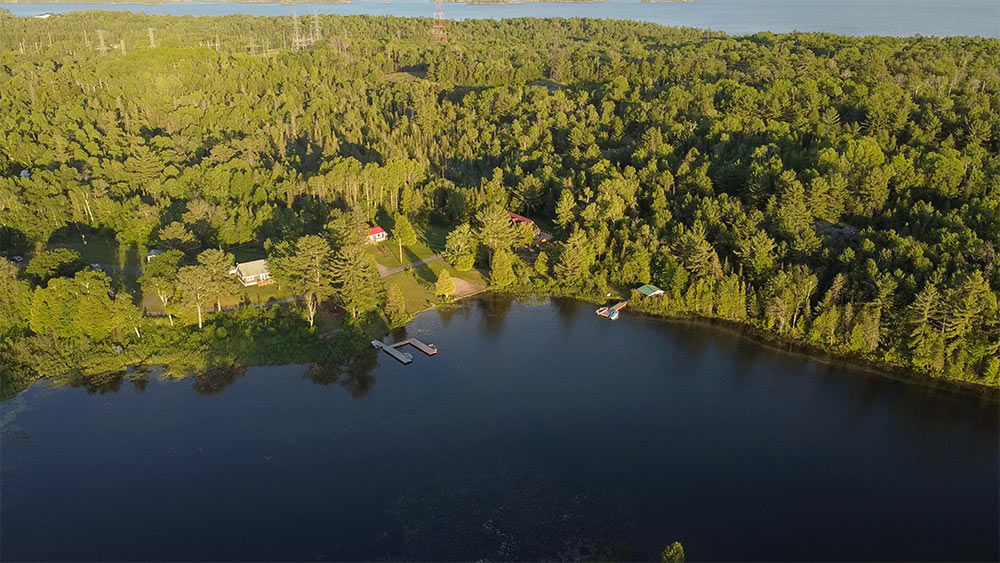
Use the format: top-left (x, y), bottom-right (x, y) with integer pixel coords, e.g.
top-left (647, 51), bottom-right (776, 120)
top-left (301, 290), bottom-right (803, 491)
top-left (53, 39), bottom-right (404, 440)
top-left (507, 211), bottom-right (534, 225)
top-left (369, 226), bottom-right (386, 236)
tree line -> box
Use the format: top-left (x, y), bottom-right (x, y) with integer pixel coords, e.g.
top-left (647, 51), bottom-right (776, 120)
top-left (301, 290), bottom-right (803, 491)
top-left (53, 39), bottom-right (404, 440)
top-left (1, 12), bottom-right (998, 395)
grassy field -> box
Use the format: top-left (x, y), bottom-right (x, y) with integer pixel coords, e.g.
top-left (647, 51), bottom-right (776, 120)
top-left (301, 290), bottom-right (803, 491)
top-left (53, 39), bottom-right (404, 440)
top-left (382, 258), bottom-right (487, 314)
top-left (372, 220), bottom-right (449, 268)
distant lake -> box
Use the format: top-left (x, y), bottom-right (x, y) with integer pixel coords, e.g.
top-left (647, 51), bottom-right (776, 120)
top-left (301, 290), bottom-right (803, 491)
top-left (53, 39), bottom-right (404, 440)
top-left (1, 296), bottom-right (997, 561)
top-left (2, 0), bottom-right (999, 37)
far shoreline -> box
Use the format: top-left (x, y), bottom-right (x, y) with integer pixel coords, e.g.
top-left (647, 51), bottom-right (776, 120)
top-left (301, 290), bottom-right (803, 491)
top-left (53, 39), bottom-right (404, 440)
top-left (392, 291), bottom-right (999, 401)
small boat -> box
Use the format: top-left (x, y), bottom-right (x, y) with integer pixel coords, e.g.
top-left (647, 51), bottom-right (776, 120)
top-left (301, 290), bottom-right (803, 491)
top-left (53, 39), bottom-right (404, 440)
top-left (596, 306), bottom-right (609, 317)
top-left (371, 340), bottom-right (383, 349)
top-left (608, 310), bottom-right (619, 320)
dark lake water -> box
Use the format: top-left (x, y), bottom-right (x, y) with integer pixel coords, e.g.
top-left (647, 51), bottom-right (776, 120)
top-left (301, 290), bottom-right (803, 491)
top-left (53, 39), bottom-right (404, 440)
top-left (3, 0), bottom-right (999, 38)
top-left (1, 296), bottom-right (998, 561)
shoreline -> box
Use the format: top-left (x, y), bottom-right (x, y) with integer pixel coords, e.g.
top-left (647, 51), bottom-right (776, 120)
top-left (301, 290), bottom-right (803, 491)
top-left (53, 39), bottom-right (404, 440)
top-left (476, 290), bottom-right (1000, 400)
top-left (4, 290), bottom-right (996, 402)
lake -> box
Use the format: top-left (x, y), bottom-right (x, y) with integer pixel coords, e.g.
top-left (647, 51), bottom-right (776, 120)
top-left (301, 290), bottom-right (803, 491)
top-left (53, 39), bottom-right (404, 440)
top-left (3, 0), bottom-right (999, 38)
top-left (2, 296), bottom-right (998, 561)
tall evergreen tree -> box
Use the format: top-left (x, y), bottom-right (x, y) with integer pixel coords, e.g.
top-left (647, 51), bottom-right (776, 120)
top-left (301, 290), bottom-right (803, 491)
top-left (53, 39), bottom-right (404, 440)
top-left (393, 214), bottom-right (417, 263)
top-left (332, 244), bottom-right (383, 319)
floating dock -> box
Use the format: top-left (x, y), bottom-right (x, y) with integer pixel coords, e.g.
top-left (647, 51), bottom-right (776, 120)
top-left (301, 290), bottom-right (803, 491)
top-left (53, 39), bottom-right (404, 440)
top-left (596, 301), bottom-right (628, 320)
top-left (393, 338), bottom-right (438, 356)
top-left (371, 338), bottom-right (437, 364)
top-left (371, 340), bottom-right (413, 364)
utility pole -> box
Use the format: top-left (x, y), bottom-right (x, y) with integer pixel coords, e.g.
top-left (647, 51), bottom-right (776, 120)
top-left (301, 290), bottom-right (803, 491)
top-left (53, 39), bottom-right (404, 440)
top-left (84, 29), bottom-right (90, 48)
top-left (120, 37), bottom-right (126, 55)
top-left (96, 29), bottom-right (108, 55)
top-left (148, 27), bottom-right (156, 48)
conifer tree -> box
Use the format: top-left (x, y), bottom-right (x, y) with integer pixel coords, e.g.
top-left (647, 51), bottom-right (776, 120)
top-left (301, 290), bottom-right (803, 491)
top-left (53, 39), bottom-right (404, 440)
top-left (393, 214), bottom-right (417, 263)
top-left (385, 283), bottom-right (409, 328)
top-left (435, 269), bottom-right (456, 300)
top-left (490, 249), bottom-right (516, 289)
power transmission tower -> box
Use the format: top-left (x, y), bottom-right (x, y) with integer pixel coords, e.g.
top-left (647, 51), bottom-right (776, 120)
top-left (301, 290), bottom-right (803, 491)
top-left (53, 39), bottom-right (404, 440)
top-left (96, 29), bottom-right (108, 55)
top-left (311, 12), bottom-right (322, 43)
top-left (148, 27), bottom-right (156, 48)
top-left (292, 12), bottom-right (305, 50)
top-left (432, 3), bottom-right (447, 43)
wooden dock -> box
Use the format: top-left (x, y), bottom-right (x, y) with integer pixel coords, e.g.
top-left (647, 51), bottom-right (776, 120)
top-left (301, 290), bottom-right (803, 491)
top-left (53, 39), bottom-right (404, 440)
top-left (371, 340), bottom-right (413, 364)
top-left (596, 301), bottom-right (628, 320)
top-left (371, 337), bottom-right (437, 364)
top-left (393, 338), bottom-right (438, 356)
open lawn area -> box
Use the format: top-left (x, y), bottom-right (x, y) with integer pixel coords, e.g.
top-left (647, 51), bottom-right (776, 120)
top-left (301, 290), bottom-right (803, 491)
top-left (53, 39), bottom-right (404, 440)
top-left (383, 259), bottom-right (487, 315)
top-left (142, 281), bottom-right (293, 315)
top-left (372, 219), bottom-right (449, 268)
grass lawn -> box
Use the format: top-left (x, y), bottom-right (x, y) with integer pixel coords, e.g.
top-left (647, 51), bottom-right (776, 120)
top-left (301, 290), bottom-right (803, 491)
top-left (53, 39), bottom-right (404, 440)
top-left (141, 282), bottom-right (293, 315)
top-left (372, 220), bottom-right (449, 268)
top-left (383, 258), bottom-right (488, 315)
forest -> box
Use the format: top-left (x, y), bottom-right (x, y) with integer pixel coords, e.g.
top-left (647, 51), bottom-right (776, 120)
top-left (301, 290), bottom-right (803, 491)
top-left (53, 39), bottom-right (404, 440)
top-left (1, 9), bottom-right (998, 397)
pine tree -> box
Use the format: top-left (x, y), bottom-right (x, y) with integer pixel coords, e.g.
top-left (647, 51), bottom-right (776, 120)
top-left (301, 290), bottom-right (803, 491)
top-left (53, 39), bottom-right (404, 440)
top-left (734, 231), bottom-right (777, 279)
top-left (553, 229), bottom-right (595, 288)
top-left (444, 223), bottom-right (479, 271)
top-left (907, 282), bottom-right (944, 370)
top-left (332, 244), bottom-right (383, 319)
top-left (197, 248), bottom-right (236, 312)
top-left (270, 235), bottom-right (335, 327)
top-left (490, 249), bottom-right (516, 289)
top-left (385, 283), bottom-right (408, 328)
top-left (661, 542), bottom-right (685, 563)
top-left (477, 205), bottom-right (516, 265)
top-left (159, 221), bottom-right (198, 253)
top-left (534, 251), bottom-right (549, 278)
top-left (435, 269), bottom-right (456, 300)
top-left (554, 189), bottom-right (577, 232)
top-left (393, 213), bottom-right (417, 263)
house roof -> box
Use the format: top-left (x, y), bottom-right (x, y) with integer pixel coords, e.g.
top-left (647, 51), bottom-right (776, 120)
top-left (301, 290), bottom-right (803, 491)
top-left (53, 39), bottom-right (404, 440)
top-left (368, 226), bottom-right (386, 236)
top-left (637, 284), bottom-right (664, 296)
top-left (507, 211), bottom-right (534, 225)
top-left (235, 259), bottom-right (269, 277)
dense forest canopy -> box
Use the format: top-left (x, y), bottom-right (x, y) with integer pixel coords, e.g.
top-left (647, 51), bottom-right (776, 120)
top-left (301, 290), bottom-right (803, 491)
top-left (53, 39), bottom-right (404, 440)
top-left (1, 11), bottom-right (998, 395)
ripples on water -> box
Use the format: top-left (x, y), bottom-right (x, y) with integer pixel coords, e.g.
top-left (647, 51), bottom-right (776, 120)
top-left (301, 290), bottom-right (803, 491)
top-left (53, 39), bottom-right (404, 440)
top-left (1, 296), bottom-right (997, 561)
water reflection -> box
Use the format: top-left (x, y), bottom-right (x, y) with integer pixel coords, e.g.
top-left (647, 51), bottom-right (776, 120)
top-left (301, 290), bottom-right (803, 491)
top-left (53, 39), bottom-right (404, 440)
top-left (192, 366), bottom-right (245, 396)
top-left (435, 304), bottom-right (458, 326)
top-left (65, 371), bottom-right (126, 394)
top-left (550, 296), bottom-right (581, 326)
top-left (304, 349), bottom-right (378, 399)
top-left (477, 293), bottom-right (513, 336)
top-left (3, 298), bottom-right (998, 562)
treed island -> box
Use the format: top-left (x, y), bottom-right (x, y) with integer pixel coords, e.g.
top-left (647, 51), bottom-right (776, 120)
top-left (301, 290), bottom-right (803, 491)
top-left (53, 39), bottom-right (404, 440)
top-left (1, 10), bottom-right (998, 399)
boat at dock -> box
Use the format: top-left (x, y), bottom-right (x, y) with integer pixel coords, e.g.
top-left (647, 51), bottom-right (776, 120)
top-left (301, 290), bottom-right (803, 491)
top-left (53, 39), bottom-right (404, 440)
top-left (596, 301), bottom-right (627, 320)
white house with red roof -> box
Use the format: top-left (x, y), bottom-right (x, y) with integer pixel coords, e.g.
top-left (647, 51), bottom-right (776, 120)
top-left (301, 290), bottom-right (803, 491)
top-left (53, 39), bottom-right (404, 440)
top-left (367, 225), bottom-right (387, 244)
